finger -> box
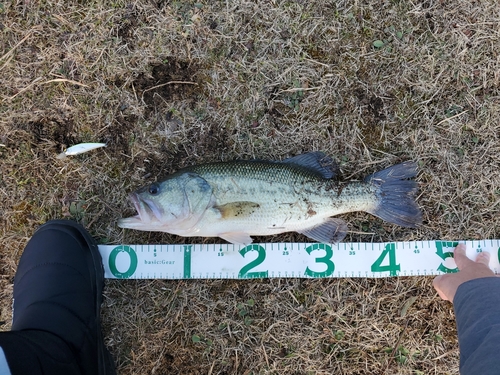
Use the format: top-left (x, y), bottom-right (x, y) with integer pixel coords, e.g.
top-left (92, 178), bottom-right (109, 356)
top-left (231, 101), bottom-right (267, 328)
top-left (436, 288), bottom-right (450, 301)
top-left (432, 275), bottom-right (451, 301)
top-left (453, 244), bottom-right (472, 270)
top-left (475, 251), bottom-right (490, 266)
top-left (432, 274), bottom-right (442, 288)
top-left (454, 243), bottom-right (466, 255)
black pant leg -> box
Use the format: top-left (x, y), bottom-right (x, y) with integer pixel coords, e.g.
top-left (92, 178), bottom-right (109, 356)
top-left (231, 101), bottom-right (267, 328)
top-left (0, 330), bottom-right (81, 375)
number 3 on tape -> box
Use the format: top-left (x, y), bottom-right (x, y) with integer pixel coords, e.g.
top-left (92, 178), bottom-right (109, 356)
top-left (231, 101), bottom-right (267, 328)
top-left (304, 244), bottom-right (335, 277)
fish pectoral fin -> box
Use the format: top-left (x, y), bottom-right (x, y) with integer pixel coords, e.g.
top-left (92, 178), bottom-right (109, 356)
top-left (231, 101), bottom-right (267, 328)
top-left (297, 218), bottom-right (348, 244)
top-left (215, 201), bottom-right (260, 219)
top-left (219, 232), bottom-right (253, 245)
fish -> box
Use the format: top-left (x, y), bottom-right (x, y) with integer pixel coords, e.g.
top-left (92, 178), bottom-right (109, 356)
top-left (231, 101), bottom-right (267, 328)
top-left (118, 152), bottom-right (422, 244)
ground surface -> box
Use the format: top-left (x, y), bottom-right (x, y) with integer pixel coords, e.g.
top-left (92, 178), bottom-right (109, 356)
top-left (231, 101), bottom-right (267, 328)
top-left (1, 1), bottom-right (500, 374)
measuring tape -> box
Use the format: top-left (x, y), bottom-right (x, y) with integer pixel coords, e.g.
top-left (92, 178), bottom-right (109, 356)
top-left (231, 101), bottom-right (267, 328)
top-left (99, 240), bottom-right (500, 279)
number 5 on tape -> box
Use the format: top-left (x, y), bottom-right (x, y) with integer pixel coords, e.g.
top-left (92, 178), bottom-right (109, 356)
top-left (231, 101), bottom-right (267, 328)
top-left (435, 241), bottom-right (459, 273)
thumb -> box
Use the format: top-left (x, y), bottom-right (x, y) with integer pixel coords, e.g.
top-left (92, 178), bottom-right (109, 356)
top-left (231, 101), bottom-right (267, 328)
top-left (432, 275), bottom-right (451, 301)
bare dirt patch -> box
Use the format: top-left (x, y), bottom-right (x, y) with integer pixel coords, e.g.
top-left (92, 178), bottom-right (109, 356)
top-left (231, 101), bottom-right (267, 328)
top-left (26, 115), bottom-right (76, 150)
top-left (134, 59), bottom-right (201, 110)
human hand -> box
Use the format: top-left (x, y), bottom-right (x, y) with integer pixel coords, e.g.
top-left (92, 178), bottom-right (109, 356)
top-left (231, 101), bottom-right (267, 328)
top-left (433, 243), bottom-right (495, 303)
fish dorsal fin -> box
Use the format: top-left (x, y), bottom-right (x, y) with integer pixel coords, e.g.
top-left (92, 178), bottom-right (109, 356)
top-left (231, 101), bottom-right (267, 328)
top-left (297, 218), bottom-right (348, 244)
top-left (283, 152), bottom-right (336, 179)
top-left (215, 201), bottom-right (261, 219)
top-left (219, 232), bottom-right (253, 245)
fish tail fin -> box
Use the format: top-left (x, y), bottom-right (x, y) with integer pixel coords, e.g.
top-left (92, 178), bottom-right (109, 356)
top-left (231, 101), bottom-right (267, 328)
top-left (365, 161), bottom-right (422, 228)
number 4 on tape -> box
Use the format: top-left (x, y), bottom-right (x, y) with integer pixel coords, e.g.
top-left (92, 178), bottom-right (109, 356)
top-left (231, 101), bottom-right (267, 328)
top-left (371, 243), bottom-right (400, 276)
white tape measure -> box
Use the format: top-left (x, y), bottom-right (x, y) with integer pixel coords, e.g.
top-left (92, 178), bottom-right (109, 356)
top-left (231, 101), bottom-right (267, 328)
top-left (98, 240), bottom-right (500, 279)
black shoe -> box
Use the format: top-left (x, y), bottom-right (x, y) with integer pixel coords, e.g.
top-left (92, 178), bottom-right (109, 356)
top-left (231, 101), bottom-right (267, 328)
top-left (11, 220), bottom-right (116, 375)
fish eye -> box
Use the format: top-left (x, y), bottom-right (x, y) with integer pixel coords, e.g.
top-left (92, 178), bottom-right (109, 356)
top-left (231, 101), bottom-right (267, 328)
top-left (148, 183), bottom-right (160, 195)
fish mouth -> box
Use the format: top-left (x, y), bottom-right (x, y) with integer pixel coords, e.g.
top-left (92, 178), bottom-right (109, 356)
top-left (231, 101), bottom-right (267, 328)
top-left (117, 193), bottom-right (163, 229)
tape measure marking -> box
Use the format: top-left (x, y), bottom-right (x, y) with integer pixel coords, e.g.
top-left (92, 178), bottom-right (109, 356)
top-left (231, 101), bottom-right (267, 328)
top-left (99, 240), bottom-right (500, 279)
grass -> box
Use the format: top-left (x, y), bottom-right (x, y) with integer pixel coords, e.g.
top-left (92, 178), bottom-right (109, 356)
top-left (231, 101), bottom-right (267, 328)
top-left (1, 0), bottom-right (500, 373)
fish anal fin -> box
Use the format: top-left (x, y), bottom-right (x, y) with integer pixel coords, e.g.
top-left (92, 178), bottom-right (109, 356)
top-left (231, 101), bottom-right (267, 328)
top-left (216, 201), bottom-right (260, 219)
top-left (219, 232), bottom-right (253, 245)
top-left (297, 218), bottom-right (348, 244)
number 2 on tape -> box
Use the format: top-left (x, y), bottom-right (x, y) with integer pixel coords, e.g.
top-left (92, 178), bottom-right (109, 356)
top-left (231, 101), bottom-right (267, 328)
top-left (238, 245), bottom-right (268, 278)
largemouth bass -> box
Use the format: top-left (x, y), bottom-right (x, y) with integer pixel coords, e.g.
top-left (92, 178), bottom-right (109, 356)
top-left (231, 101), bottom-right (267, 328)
top-left (118, 152), bottom-right (421, 244)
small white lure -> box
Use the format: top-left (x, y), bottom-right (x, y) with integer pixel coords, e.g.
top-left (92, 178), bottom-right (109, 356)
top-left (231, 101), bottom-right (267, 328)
top-left (57, 143), bottom-right (107, 159)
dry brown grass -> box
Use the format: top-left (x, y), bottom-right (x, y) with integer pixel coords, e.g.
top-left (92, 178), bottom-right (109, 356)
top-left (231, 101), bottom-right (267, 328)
top-left (1, 0), bottom-right (500, 374)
